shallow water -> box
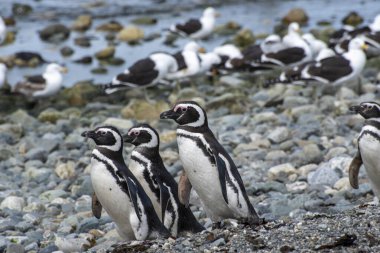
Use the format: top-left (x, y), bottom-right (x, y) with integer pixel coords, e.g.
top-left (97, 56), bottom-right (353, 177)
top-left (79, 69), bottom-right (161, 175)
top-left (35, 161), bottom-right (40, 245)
top-left (0, 0), bottom-right (379, 87)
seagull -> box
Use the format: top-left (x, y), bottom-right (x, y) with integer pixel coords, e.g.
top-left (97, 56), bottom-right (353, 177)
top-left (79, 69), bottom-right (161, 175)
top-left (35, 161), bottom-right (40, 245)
top-left (212, 44), bottom-right (243, 70)
top-left (165, 41), bottom-right (204, 81)
top-left (0, 16), bottom-right (6, 45)
top-left (169, 7), bottom-right (219, 39)
top-left (267, 38), bottom-right (367, 87)
top-left (103, 53), bottom-right (178, 94)
top-left (228, 35), bottom-right (284, 71)
top-left (13, 63), bottom-right (67, 97)
top-left (302, 33), bottom-right (327, 57)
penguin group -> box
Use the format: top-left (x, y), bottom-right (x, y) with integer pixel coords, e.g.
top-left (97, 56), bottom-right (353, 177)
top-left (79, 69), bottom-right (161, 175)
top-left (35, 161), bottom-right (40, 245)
top-left (82, 100), bottom-right (262, 240)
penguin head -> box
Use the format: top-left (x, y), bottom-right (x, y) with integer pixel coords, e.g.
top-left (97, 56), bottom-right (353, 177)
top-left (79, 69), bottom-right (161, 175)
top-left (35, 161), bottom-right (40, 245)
top-left (81, 125), bottom-right (123, 152)
top-left (350, 102), bottom-right (380, 119)
top-left (160, 101), bottom-right (208, 128)
top-left (124, 124), bottom-right (159, 149)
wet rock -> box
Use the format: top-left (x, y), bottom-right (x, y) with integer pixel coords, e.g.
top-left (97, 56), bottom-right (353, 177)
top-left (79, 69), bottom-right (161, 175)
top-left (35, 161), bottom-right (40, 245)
top-left (342, 11), bottom-right (363, 27)
top-left (12, 3), bottom-right (32, 16)
top-left (233, 29), bottom-right (255, 48)
top-left (74, 36), bottom-right (91, 47)
top-left (0, 196), bottom-right (25, 211)
top-left (91, 67), bottom-right (108, 74)
top-left (72, 15), bottom-right (92, 31)
top-left (121, 99), bottom-right (169, 121)
top-left (214, 21), bottom-right (241, 36)
top-left (106, 57), bottom-right (125, 66)
top-left (55, 161), bottom-right (75, 180)
top-left (95, 46), bottom-right (115, 60)
top-left (73, 56), bottom-right (92, 64)
top-left (117, 26), bottom-right (144, 43)
top-left (60, 46), bottom-right (74, 57)
top-left (61, 82), bottom-right (100, 106)
top-left (39, 24), bottom-right (70, 43)
top-left (96, 20), bottom-right (123, 32)
top-left (131, 16), bottom-right (157, 25)
top-left (282, 8), bottom-right (309, 25)
top-left (2, 32), bottom-right (15, 45)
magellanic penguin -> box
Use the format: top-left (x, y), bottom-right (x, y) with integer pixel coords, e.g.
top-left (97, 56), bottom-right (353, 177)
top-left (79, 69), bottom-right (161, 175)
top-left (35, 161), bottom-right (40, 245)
top-left (349, 102), bottom-right (380, 200)
top-left (160, 101), bottom-right (262, 226)
top-left (124, 123), bottom-right (205, 236)
top-left (81, 126), bottom-right (170, 240)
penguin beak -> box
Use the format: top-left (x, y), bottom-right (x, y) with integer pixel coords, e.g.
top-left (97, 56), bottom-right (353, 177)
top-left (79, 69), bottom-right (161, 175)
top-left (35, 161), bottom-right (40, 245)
top-left (123, 134), bottom-right (135, 144)
top-left (349, 105), bottom-right (361, 113)
top-left (81, 130), bottom-right (96, 140)
top-left (160, 109), bottom-right (181, 120)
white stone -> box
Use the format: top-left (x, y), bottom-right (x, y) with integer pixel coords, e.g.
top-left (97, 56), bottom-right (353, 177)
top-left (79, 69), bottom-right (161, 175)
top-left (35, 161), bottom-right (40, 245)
top-left (0, 196), bottom-right (25, 211)
top-left (102, 118), bottom-right (133, 130)
top-left (55, 161), bottom-right (76, 179)
top-left (268, 163), bottom-right (296, 180)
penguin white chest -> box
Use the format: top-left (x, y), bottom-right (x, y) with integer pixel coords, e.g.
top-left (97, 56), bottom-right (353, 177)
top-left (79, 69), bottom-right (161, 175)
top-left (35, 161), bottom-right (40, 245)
top-left (129, 158), bottom-right (161, 218)
top-left (177, 135), bottom-right (232, 220)
top-left (359, 134), bottom-right (380, 197)
top-left (90, 158), bottom-right (135, 240)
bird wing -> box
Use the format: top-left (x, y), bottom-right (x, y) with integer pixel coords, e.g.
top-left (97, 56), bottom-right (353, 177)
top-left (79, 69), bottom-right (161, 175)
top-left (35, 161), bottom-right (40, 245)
top-left (172, 51), bottom-right (187, 70)
top-left (125, 177), bottom-right (143, 222)
top-left (26, 74), bottom-right (47, 84)
top-left (91, 192), bottom-right (102, 219)
top-left (264, 47), bottom-right (306, 65)
top-left (175, 19), bottom-right (202, 35)
top-left (150, 175), bottom-right (170, 222)
top-left (306, 56), bottom-right (352, 82)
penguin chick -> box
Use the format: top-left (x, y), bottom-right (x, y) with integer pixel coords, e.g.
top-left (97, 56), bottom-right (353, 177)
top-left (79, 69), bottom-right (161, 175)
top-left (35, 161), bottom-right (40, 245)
top-left (124, 123), bottom-right (205, 236)
top-left (160, 101), bottom-right (262, 226)
top-left (81, 126), bottom-right (170, 240)
top-left (349, 102), bottom-right (380, 200)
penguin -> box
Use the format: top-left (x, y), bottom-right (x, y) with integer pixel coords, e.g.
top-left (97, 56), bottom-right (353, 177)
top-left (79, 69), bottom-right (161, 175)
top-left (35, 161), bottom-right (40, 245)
top-left (349, 102), bottom-right (380, 201)
top-left (124, 123), bottom-right (205, 236)
top-left (81, 126), bottom-right (170, 240)
top-left (160, 101), bottom-right (262, 226)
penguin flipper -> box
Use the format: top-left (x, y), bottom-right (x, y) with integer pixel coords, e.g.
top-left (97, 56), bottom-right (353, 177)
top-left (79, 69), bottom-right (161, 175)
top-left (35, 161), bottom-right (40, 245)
top-left (214, 153), bottom-right (229, 205)
top-left (126, 178), bottom-right (142, 222)
top-left (178, 170), bottom-right (192, 208)
top-left (349, 150), bottom-right (363, 189)
top-left (156, 177), bottom-right (170, 221)
top-left (92, 192), bottom-right (102, 219)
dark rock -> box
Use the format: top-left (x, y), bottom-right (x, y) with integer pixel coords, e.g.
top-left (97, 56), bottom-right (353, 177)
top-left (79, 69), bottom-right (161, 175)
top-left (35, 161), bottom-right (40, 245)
top-left (342, 11), bottom-right (363, 27)
top-left (96, 20), bottom-right (123, 32)
top-left (73, 56), bottom-right (92, 64)
top-left (39, 24), bottom-right (70, 43)
top-left (60, 46), bottom-right (74, 57)
top-left (12, 3), bottom-right (32, 16)
top-left (91, 67), bottom-right (108, 74)
top-left (74, 37), bottom-right (91, 47)
top-left (131, 17), bottom-right (157, 25)
top-left (282, 8), bottom-right (309, 25)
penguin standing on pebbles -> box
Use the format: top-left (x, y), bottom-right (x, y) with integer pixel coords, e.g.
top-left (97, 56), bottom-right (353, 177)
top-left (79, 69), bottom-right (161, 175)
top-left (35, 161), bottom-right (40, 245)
top-left (81, 126), bottom-right (170, 240)
top-left (124, 124), bottom-right (205, 236)
top-left (349, 102), bottom-right (380, 202)
top-left (160, 101), bottom-right (262, 226)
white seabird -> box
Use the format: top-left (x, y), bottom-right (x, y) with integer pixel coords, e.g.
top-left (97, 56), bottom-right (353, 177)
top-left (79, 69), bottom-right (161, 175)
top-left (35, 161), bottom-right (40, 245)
top-left (13, 63), bottom-right (67, 97)
top-left (169, 7), bottom-right (219, 40)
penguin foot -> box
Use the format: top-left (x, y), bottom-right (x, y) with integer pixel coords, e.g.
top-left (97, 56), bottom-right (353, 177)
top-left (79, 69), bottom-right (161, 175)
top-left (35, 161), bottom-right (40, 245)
top-left (368, 197), bottom-right (379, 206)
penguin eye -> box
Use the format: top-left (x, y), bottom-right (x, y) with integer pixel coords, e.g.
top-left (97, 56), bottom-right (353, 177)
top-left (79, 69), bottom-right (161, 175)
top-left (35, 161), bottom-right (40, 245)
top-left (133, 131), bottom-right (140, 136)
top-left (99, 131), bottom-right (107, 136)
top-left (181, 107), bottom-right (187, 112)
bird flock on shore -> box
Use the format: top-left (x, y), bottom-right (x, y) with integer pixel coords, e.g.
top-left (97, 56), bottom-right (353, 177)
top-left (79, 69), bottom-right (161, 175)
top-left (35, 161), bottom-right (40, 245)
top-left (2, 5), bottom-right (380, 243)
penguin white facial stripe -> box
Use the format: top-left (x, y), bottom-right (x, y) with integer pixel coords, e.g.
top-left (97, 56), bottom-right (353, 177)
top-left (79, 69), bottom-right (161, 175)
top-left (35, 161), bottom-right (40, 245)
top-left (92, 149), bottom-right (126, 182)
top-left (175, 103), bottom-right (205, 127)
top-left (130, 127), bottom-right (158, 148)
top-left (97, 128), bottom-right (122, 152)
